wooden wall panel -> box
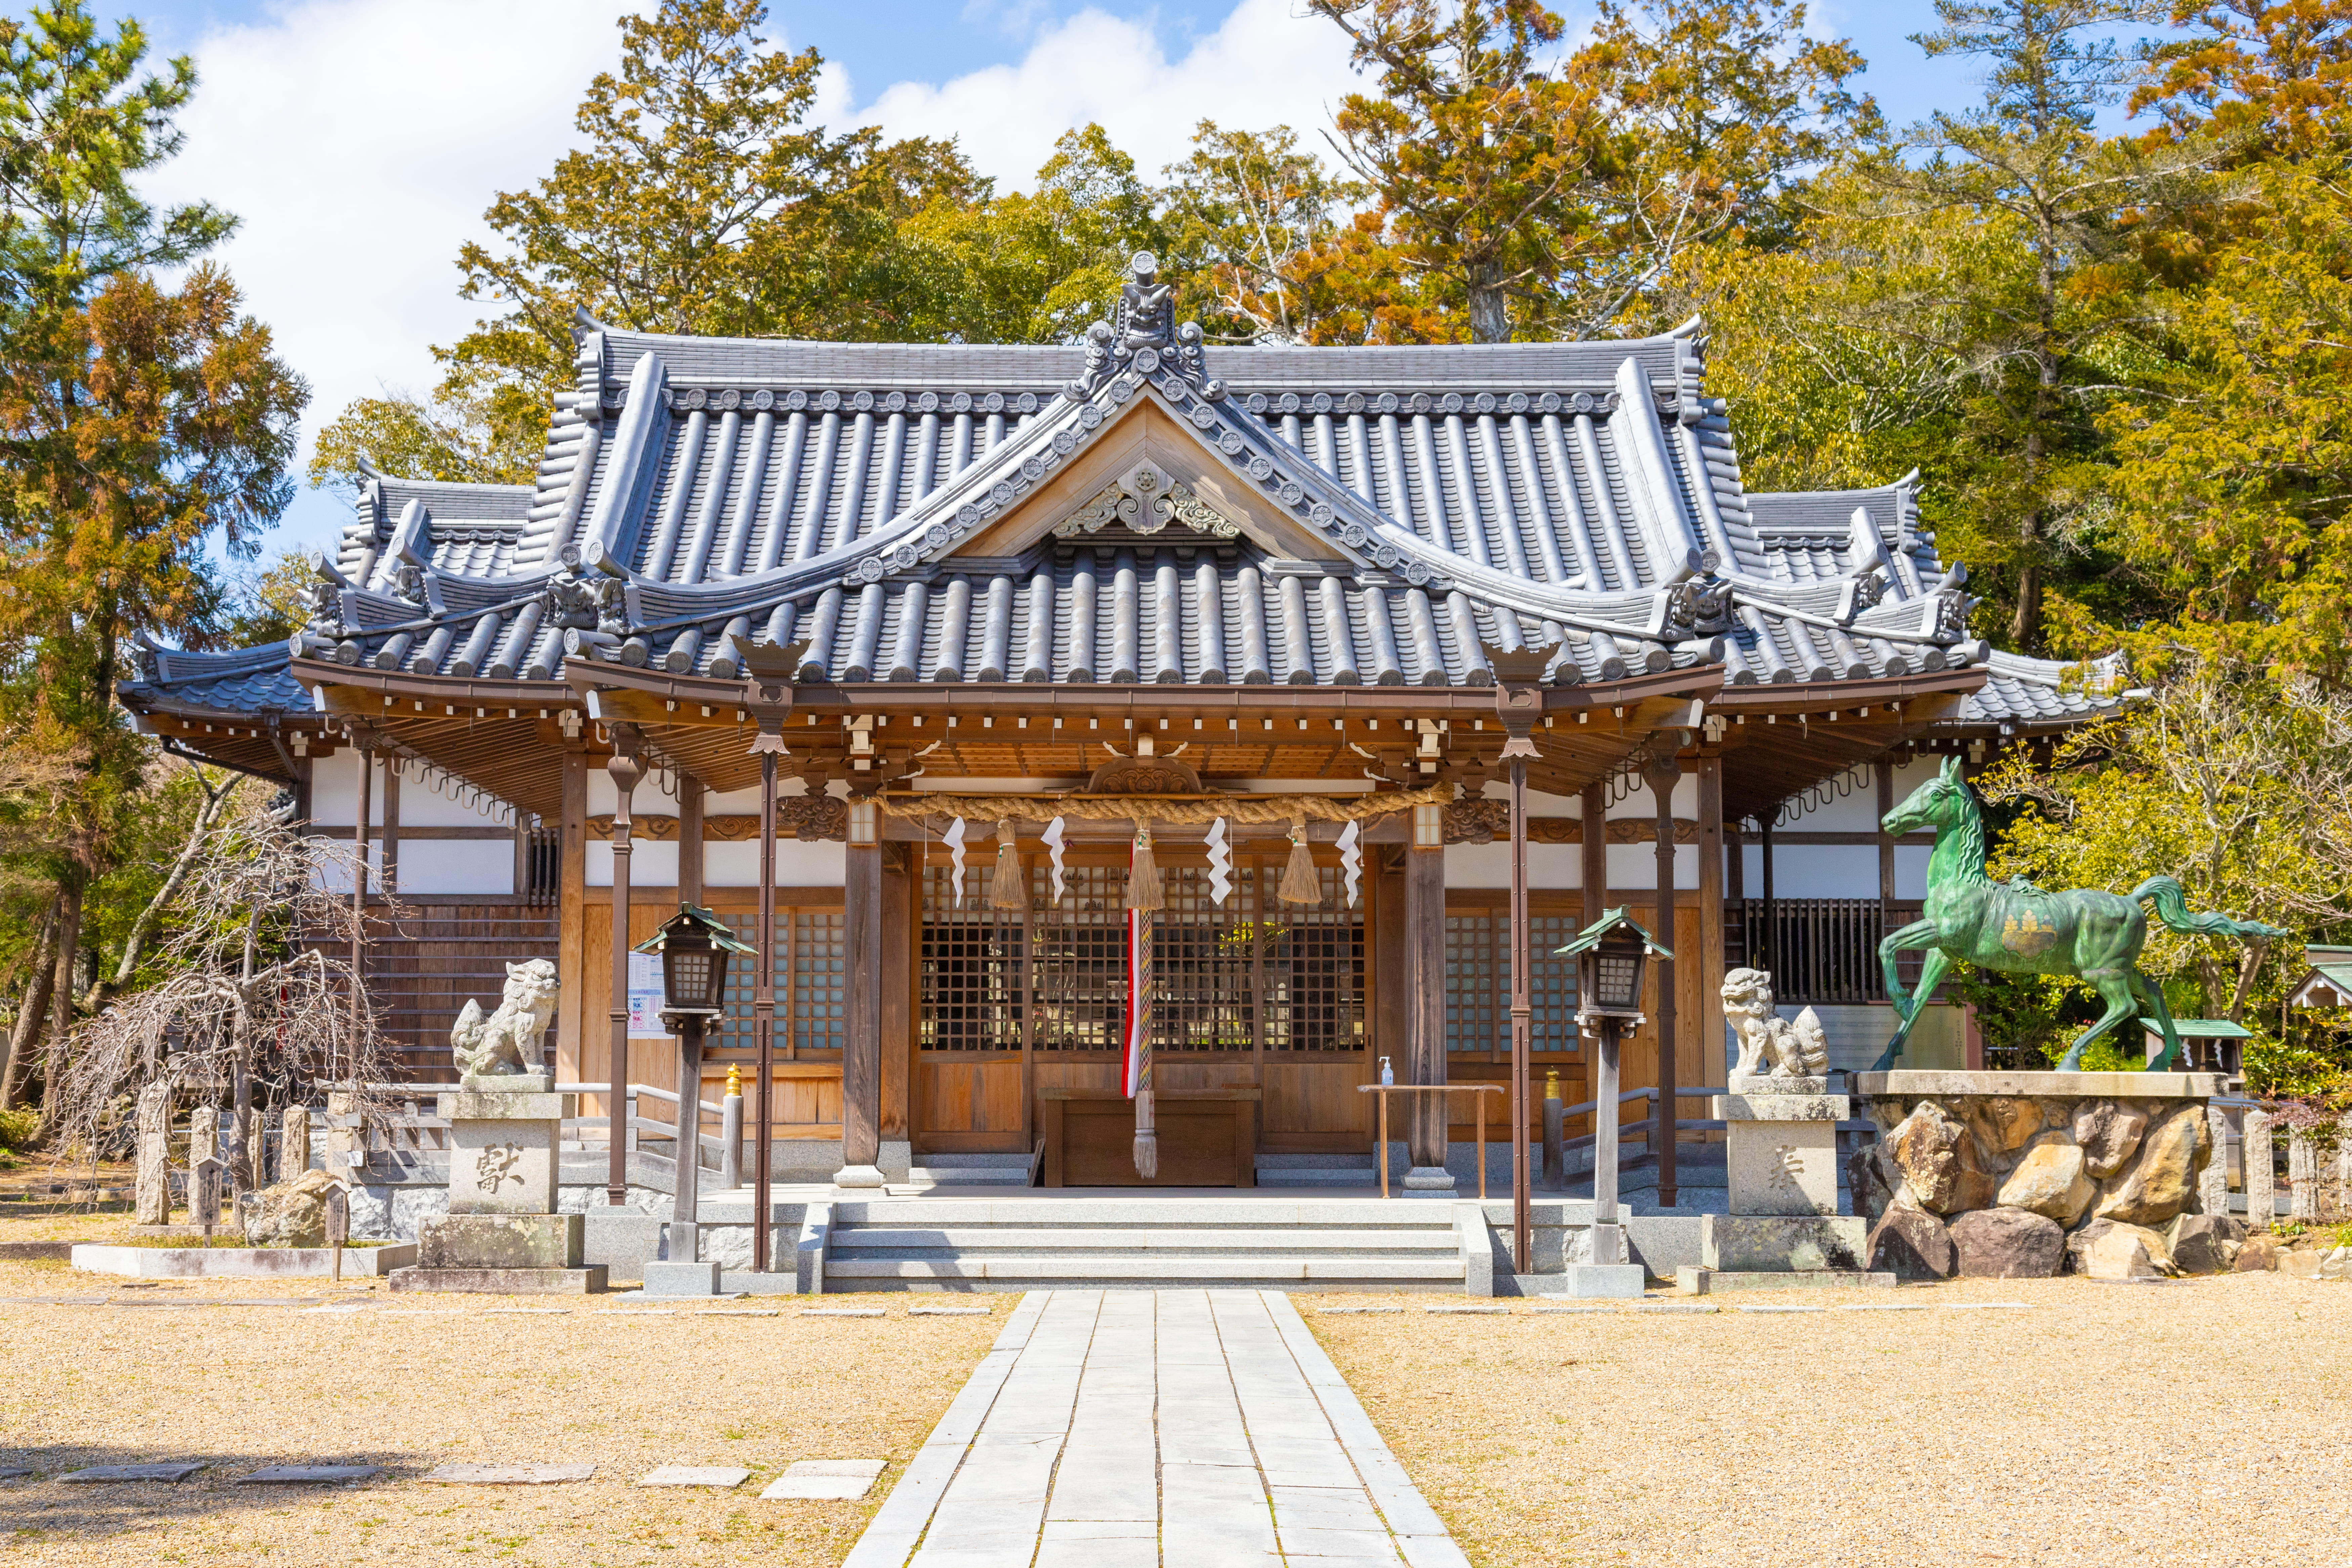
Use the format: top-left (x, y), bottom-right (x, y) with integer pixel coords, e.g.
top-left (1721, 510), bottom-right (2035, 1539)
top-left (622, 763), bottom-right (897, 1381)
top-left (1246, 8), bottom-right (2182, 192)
top-left (916, 1058), bottom-right (1025, 1151)
top-left (1262, 1062), bottom-right (1372, 1145)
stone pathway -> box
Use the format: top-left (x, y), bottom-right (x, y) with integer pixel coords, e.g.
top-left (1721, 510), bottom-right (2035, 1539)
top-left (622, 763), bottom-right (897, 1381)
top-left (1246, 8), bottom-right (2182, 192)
top-left (843, 1289), bottom-right (1468, 1568)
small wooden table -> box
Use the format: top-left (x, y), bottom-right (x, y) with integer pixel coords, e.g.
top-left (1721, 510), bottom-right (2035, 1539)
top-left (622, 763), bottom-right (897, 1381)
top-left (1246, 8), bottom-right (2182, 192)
top-left (1040, 1088), bottom-right (1259, 1188)
top-left (1358, 1084), bottom-right (1506, 1199)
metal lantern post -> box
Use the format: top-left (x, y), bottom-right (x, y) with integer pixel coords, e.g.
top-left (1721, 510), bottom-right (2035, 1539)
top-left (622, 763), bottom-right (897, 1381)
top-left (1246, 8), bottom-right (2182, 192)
top-left (604, 725), bottom-right (644, 1207)
top-left (634, 904), bottom-right (752, 1273)
top-left (1481, 638), bottom-right (1556, 1273)
top-left (1557, 909), bottom-right (1670, 1294)
top-left (733, 634), bottom-right (803, 1272)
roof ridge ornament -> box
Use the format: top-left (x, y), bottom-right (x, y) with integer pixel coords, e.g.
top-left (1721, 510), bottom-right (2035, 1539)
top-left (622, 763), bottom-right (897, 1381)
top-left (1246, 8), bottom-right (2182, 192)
top-left (1066, 252), bottom-right (1225, 404)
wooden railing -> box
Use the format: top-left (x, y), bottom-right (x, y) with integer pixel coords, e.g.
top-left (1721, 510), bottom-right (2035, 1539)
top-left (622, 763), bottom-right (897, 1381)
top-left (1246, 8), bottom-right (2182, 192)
top-left (1727, 899), bottom-right (1926, 1005)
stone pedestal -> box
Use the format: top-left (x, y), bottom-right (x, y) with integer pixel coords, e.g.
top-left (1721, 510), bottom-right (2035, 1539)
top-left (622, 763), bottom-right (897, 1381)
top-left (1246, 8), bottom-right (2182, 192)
top-left (391, 1075), bottom-right (607, 1294)
top-left (1683, 1076), bottom-right (1891, 1291)
top-left (1401, 1166), bottom-right (1459, 1199)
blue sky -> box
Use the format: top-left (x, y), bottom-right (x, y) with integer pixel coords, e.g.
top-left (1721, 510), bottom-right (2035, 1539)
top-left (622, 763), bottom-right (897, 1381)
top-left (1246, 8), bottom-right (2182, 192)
top-left (71, 0), bottom-right (2172, 571)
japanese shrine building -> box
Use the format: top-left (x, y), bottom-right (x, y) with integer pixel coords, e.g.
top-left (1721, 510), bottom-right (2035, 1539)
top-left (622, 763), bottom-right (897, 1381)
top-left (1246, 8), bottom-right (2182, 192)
top-left (122, 288), bottom-right (2118, 1190)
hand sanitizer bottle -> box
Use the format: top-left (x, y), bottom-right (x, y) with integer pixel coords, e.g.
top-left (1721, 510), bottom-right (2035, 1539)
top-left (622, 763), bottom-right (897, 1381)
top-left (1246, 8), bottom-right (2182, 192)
top-left (1379, 1055), bottom-right (1394, 1087)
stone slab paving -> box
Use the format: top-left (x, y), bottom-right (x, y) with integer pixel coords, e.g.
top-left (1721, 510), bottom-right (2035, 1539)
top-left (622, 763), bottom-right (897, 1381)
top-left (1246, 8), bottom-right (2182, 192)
top-left (639, 1465), bottom-right (750, 1488)
top-left (59, 1464), bottom-right (205, 1483)
top-left (763, 1459), bottom-right (889, 1500)
top-left (237, 1465), bottom-right (380, 1485)
top-left (842, 1290), bottom-right (1469, 1568)
top-left (421, 1463), bottom-right (594, 1485)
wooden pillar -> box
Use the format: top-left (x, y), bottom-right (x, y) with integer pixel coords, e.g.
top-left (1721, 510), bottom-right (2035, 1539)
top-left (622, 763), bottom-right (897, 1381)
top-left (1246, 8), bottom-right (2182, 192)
top-left (380, 757), bottom-right (401, 894)
top-left (605, 727), bottom-right (643, 1208)
top-left (1876, 756), bottom-right (1896, 925)
top-left (1580, 783), bottom-right (1607, 1125)
top-left (1404, 808), bottom-right (1448, 1180)
top-left (1646, 748), bottom-right (1682, 1210)
top-left (678, 772), bottom-right (704, 908)
top-left (347, 739), bottom-right (373, 1075)
top-left (1759, 806), bottom-right (1778, 973)
top-left (879, 841), bottom-right (911, 1156)
top-left (1697, 751), bottom-right (1726, 1085)
top-left (555, 741), bottom-right (588, 1085)
top-left (1374, 847), bottom-right (1406, 1090)
top-left (838, 799), bottom-right (884, 1186)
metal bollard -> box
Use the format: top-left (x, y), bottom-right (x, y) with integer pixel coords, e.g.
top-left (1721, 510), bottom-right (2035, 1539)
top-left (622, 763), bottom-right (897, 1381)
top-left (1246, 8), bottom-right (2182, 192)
top-left (721, 1065), bottom-right (744, 1191)
top-left (1541, 1069), bottom-right (1565, 1191)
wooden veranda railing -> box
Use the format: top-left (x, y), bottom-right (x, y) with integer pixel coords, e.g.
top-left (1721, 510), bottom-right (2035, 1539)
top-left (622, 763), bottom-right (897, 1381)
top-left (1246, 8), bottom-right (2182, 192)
top-left (1728, 899), bottom-right (1927, 1005)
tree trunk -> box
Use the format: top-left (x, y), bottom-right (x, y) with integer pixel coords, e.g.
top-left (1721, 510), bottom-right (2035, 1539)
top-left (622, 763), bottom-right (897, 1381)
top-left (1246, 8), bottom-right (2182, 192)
top-left (46, 881), bottom-right (83, 1093)
top-left (88, 767), bottom-right (235, 1011)
top-left (1468, 260), bottom-right (1511, 344)
top-left (0, 900), bottom-right (59, 1112)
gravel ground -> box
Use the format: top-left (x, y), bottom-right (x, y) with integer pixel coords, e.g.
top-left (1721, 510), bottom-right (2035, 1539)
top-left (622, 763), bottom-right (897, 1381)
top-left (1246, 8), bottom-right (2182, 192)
top-left (1304, 1273), bottom-right (2352, 1568)
top-left (0, 1261), bottom-right (999, 1568)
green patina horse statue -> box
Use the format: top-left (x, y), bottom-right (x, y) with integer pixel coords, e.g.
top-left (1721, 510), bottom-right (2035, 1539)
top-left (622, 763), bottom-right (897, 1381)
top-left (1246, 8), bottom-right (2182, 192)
top-left (1874, 755), bottom-right (2286, 1072)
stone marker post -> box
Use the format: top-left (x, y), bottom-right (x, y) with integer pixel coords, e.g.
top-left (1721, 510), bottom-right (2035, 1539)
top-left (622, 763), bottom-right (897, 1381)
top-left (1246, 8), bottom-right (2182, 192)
top-left (2200, 1105), bottom-right (2229, 1218)
top-left (2244, 1107), bottom-right (2274, 1229)
top-left (134, 1082), bottom-right (172, 1226)
top-left (278, 1103), bottom-right (311, 1185)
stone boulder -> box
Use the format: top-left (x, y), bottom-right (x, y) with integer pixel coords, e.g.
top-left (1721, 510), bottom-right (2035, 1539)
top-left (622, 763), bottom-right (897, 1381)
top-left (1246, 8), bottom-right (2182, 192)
top-left (1948, 1207), bottom-right (2065, 1278)
top-left (2167, 1214), bottom-right (2246, 1275)
top-left (2096, 1105), bottom-right (2208, 1226)
top-left (2233, 1233), bottom-right (2280, 1272)
top-left (1965, 1096), bottom-right (2045, 1158)
top-left (2068, 1218), bottom-right (2177, 1279)
top-left (1846, 1142), bottom-right (1900, 1225)
top-left (242, 1168), bottom-right (342, 1248)
top-left (1995, 1133), bottom-right (2095, 1226)
top-left (2317, 1247), bottom-right (2352, 1282)
top-left (2073, 1100), bottom-right (2150, 1179)
top-left (1866, 1200), bottom-right (1955, 1281)
top-left (1888, 1101), bottom-right (1999, 1215)
top-left (2279, 1247), bottom-right (2321, 1280)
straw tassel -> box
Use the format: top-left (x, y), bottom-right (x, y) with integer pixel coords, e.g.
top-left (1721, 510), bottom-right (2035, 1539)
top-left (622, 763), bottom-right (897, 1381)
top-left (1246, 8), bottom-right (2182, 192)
top-left (1133, 1087), bottom-right (1158, 1179)
top-left (989, 820), bottom-right (1023, 909)
top-left (1125, 824), bottom-right (1165, 912)
top-left (1279, 813), bottom-right (1321, 905)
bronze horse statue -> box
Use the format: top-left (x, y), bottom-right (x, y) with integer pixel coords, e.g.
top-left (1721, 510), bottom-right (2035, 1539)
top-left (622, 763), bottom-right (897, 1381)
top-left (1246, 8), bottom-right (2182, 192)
top-left (1875, 756), bottom-right (2286, 1071)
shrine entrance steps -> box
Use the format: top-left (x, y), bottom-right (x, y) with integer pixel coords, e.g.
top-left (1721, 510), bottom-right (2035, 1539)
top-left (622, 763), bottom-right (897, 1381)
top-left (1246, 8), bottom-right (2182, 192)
top-left (822, 1198), bottom-right (1470, 1294)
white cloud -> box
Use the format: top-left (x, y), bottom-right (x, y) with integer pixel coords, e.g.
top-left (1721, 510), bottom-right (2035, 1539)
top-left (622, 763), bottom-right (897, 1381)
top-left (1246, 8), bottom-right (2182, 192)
top-left (850, 0), bottom-right (1364, 190)
top-left (149, 0), bottom-right (643, 554)
top-left (148, 0), bottom-right (1361, 560)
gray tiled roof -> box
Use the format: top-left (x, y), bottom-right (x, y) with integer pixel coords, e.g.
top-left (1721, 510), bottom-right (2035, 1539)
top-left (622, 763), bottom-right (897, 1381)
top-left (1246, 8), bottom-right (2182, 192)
top-left (125, 314), bottom-right (2117, 733)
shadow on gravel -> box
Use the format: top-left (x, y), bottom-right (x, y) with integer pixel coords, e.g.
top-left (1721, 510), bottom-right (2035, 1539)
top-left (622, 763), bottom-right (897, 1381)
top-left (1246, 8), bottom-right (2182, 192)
top-left (0, 1443), bottom-right (424, 1540)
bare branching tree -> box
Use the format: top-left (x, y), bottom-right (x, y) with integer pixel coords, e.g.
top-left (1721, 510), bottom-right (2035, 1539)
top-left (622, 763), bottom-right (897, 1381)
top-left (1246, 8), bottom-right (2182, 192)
top-left (48, 787), bottom-right (406, 1196)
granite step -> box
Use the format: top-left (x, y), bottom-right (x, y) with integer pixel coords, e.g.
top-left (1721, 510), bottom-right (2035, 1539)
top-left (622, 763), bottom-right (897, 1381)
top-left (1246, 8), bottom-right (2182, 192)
top-left (830, 1227), bottom-right (1461, 1254)
top-left (825, 1254), bottom-right (1466, 1283)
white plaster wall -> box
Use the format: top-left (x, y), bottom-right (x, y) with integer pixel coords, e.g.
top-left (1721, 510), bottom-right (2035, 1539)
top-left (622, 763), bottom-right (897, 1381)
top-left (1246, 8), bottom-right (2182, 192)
top-left (586, 841), bottom-right (680, 888)
top-left (1894, 845), bottom-right (1932, 900)
top-left (308, 750), bottom-right (382, 828)
top-left (391, 759), bottom-right (511, 828)
top-left (307, 838), bottom-right (380, 894)
top-left (1442, 842), bottom-right (1581, 890)
top-left (704, 839), bottom-right (846, 888)
top-left (1738, 843), bottom-right (1879, 899)
top-left (586, 767), bottom-right (683, 817)
top-left (397, 839), bottom-right (514, 896)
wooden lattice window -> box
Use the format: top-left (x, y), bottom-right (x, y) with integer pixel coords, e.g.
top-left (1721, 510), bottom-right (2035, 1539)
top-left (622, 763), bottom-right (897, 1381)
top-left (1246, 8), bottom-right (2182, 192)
top-left (1445, 903), bottom-right (1581, 1056)
top-left (1028, 864), bottom-right (1124, 1053)
top-left (919, 864), bottom-right (1024, 1052)
top-left (1153, 865), bottom-right (1256, 1052)
top-left (792, 910), bottom-right (847, 1053)
top-left (1262, 866), bottom-right (1365, 1053)
top-left (712, 905), bottom-right (845, 1058)
top-left (1444, 909), bottom-right (1497, 1052)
